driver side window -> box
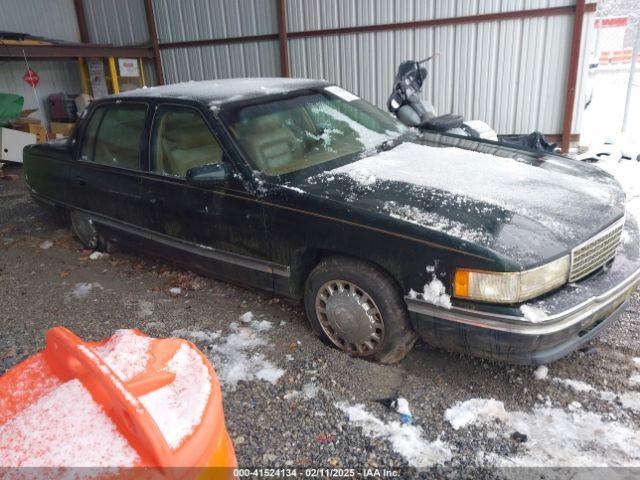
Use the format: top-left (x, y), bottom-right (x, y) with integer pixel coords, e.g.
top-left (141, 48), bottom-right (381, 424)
top-left (151, 106), bottom-right (223, 178)
top-left (80, 104), bottom-right (147, 170)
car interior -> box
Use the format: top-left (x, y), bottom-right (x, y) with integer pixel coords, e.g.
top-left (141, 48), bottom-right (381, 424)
top-left (153, 109), bottom-right (223, 177)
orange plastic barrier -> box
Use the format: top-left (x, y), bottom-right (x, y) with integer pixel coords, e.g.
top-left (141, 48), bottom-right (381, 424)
top-left (0, 327), bottom-right (236, 479)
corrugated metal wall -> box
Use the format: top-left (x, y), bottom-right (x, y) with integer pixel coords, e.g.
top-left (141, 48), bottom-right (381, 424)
top-left (82, 0), bottom-right (150, 45)
top-left (151, 0), bottom-right (591, 135)
top-left (153, 0), bottom-right (281, 84)
top-left (0, 61), bottom-right (82, 121)
top-left (0, 0), bottom-right (81, 42)
top-left (285, 0), bottom-right (575, 32)
top-left (288, 0), bottom-right (588, 135)
top-left (153, 0), bottom-right (278, 42)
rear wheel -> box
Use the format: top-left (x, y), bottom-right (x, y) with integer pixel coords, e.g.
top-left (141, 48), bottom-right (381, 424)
top-left (69, 210), bottom-right (99, 250)
top-left (304, 256), bottom-right (417, 363)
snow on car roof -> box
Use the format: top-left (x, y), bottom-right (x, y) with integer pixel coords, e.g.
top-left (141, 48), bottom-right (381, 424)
top-left (119, 77), bottom-right (330, 106)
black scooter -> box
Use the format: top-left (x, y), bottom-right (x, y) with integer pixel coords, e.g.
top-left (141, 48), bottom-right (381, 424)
top-left (388, 57), bottom-right (558, 153)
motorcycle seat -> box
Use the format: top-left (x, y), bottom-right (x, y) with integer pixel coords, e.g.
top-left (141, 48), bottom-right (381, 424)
top-left (420, 114), bottom-right (464, 132)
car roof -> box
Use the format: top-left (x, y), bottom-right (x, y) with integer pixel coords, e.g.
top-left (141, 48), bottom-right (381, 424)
top-left (117, 77), bottom-right (330, 107)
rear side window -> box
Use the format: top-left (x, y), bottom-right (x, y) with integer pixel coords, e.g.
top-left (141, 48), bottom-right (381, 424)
top-left (80, 104), bottom-right (147, 170)
top-left (151, 106), bottom-right (223, 178)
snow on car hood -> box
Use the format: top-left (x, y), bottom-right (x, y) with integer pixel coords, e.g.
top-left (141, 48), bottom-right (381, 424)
top-left (301, 139), bottom-right (625, 264)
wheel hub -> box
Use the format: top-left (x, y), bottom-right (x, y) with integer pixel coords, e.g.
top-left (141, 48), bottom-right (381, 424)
top-left (315, 280), bottom-right (384, 355)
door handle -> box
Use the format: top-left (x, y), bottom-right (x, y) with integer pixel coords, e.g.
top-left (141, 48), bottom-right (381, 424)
top-left (75, 175), bottom-right (87, 186)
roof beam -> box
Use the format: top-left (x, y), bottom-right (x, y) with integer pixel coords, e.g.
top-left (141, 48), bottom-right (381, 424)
top-left (0, 44), bottom-right (154, 59)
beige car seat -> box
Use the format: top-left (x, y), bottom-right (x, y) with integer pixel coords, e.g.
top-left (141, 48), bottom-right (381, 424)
top-left (241, 114), bottom-right (296, 174)
top-left (157, 113), bottom-right (223, 177)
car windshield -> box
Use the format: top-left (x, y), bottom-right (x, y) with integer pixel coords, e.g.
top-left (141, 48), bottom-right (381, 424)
top-left (221, 87), bottom-right (409, 176)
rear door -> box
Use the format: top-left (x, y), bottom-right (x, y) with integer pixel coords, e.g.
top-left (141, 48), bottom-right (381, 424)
top-left (72, 102), bottom-right (149, 228)
top-left (139, 103), bottom-right (274, 289)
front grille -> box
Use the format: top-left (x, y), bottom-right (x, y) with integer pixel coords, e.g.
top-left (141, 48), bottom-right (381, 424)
top-left (569, 219), bottom-right (624, 282)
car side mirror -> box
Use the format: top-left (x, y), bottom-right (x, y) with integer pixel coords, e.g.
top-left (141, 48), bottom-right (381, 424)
top-left (185, 163), bottom-right (231, 187)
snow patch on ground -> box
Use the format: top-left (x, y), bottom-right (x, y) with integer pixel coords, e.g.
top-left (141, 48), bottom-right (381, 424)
top-left (445, 398), bottom-right (508, 430)
top-left (0, 379), bottom-right (139, 467)
top-left (171, 329), bottom-right (221, 343)
top-left (208, 313), bottom-right (285, 388)
top-left (68, 282), bottom-right (102, 300)
top-left (552, 378), bottom-right (595, 393)
top-left (336, 402), bottom-right (452, 468)
top-left (533, 365), bottom-right (548, 380)
top-left (39, 240), bottom-right (53, 250)
top-left (409, 275), bottom-right (451, 309)
top-left (629, 373), bottom-right (640, 386)
top-left (445, 398), bottom-right (640, 466)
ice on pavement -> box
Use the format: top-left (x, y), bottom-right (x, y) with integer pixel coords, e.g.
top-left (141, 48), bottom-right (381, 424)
top-left (445, 398), bottom-right (640, 466)
top-left (336, 402), bottom-right (453, 468)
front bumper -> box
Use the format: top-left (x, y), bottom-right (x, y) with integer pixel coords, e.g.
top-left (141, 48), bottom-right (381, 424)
top-left (406, 265), bottom-right (640, 365)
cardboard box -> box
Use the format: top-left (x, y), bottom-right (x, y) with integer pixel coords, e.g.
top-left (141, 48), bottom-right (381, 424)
top-left (49, 121), bottom-right (75, 138)
top-left (10, 109), bottom-right (48, 143)
top-left (19, 122), bottom-right (48, 143)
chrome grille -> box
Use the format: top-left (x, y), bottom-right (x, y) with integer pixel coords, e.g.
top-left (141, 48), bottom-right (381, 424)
top-left (569, 219), bottom-right (624, 282)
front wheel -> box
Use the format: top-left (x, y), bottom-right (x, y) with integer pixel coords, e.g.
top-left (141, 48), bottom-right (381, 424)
top-left (304, 256), bottom-right (417, 364)
top-left (69, 210), bottom-right (100, 250)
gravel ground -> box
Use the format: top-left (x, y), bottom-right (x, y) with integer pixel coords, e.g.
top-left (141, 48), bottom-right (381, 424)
top-left (2, 165), bottom-right (640, 477)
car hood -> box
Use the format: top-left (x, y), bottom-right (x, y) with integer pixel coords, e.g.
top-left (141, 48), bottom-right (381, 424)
top-left (289, 136), bottom-right (626, 265)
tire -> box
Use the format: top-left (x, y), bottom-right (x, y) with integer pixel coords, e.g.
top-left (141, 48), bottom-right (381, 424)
top-left (69, 210), bottom-right (100, 250)
top-left (304, 255), bottom-right (417, 364)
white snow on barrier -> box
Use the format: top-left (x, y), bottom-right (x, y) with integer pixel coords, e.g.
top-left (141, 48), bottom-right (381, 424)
top-left (444, 398), bottom-right (640, 467)
top-left (0, 379), bottom-right (140, 467)
top-left (336, 402), bottom-right (452, 468)
top-left (140, 344), bottom-right (212, 450)
top-left (94, 330), bottom-right (152, 382)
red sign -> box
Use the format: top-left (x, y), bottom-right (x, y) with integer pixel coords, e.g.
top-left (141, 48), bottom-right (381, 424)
top-left (23, 68), bottom-right (39, 87)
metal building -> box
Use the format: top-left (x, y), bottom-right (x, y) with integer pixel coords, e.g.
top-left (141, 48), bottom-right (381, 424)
top-left (0, 0), bottom-right (597, 150)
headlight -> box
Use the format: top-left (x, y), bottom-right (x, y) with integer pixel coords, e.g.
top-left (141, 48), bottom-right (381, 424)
top-left (453, 255), bottom-right (570, 303)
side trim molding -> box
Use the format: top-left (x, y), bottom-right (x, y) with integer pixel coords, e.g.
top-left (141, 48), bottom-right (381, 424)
top-left (28, 189), bottom-right (290, 278)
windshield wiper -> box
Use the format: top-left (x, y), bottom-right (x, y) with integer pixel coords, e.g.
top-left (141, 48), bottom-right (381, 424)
top-left (377, 131), bottom-right (415, 152)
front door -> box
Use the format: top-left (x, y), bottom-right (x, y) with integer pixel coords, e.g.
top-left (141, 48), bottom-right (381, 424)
top-left (140, 104), bottom-right (274, 290)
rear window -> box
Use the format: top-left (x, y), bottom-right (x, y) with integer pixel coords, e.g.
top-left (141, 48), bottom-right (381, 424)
top-left (80, 104), bottom-right (147, 170)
